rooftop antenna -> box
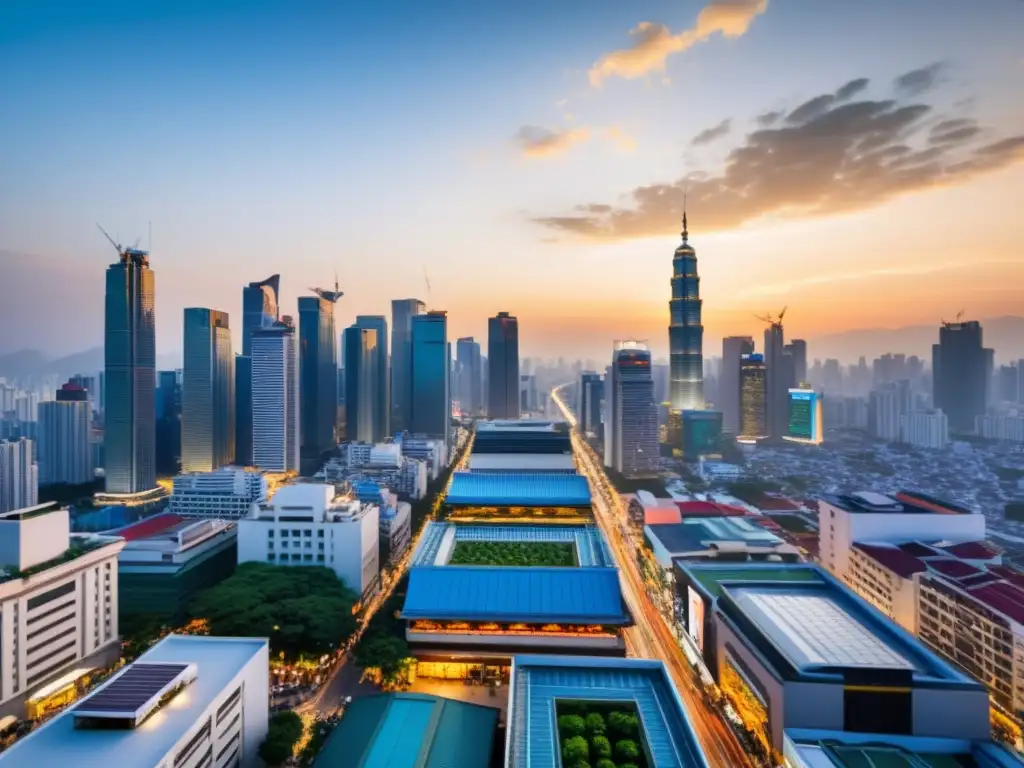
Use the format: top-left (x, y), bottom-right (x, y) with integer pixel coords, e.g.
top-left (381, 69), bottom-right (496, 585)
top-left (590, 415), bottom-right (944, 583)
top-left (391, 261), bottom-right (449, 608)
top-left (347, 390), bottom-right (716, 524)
top-left (681, 189), bottom-right (688, 243)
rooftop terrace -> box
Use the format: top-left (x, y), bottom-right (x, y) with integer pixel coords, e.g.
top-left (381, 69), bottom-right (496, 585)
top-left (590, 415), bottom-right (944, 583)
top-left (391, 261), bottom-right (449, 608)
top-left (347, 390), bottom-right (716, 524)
top-left (0, 635), bottom-right (268, 768)
top-left (446, 472), bottom-right (591, 508)
top-left (679, 562), bottom-right (825, 599)
top-left (507, 655), bottom-right (710, 768)
top-left (412, 522), bottom-right (613, 567)
top-left (824, 490), bottom-right (974, 516)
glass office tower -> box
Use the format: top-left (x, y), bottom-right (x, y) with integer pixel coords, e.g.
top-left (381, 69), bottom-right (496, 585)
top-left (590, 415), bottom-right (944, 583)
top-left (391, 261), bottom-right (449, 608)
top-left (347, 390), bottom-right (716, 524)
top-left (299, 289), bottom-right (341, 456)
top-left (181, 308), bottom-right (234, 472)
top-left (410, 311), bottom-right (450, 447)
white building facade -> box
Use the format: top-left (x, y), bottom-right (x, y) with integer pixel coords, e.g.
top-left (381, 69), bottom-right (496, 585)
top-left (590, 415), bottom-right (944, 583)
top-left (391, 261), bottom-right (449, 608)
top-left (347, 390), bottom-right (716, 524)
top-left (818, 491), bottom-right (986, 585)
top-left (251, 322), bottom-right (299, 473)
top-left (38, 398), bottom-right (92, 486)
top-left (169, 467), bottom-right (268, 519)
top-left (902, 409), bottom-right (949, 449)
top-left (976, 411), bottom-right (1024, 443)
top-left (0, 439), bottom-right (38, 514)
top-left (0, 634), bottom-right (269, 768)
top-left (238, 484), bottom-right (379, 599)
top-left (0, 503), bottom-right (123, 717)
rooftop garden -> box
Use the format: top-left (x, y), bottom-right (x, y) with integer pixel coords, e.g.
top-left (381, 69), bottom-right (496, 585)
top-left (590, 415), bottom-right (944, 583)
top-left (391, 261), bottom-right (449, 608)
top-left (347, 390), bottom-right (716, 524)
top-left (555, 700), bottom-right (649, 768)
top-left (1, 538), bottom-right (109, 583)
top-left (449, 540), bottom-right (576, 567)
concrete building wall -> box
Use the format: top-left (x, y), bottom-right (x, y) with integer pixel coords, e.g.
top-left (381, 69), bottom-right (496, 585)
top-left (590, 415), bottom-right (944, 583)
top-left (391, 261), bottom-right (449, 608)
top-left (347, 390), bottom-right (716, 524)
top-left (911, 687), bottom-right (991, 741)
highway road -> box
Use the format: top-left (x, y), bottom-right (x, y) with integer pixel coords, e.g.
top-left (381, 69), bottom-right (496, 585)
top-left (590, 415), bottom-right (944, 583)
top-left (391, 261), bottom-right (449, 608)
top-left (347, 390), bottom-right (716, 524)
top-left (551, 384), bottom-right (755, 768)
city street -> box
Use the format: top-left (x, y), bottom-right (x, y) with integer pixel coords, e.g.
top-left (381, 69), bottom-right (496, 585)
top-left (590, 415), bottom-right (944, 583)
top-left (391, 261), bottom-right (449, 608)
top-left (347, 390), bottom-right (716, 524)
top-left (551, 385), bottom-right (754, 768)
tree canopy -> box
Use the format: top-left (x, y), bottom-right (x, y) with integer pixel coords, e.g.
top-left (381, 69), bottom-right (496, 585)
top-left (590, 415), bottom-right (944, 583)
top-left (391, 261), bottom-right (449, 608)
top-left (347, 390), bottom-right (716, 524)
top-left (259, 711), bottom-right (304, 766)
top-left (190, 562), bottom-right (358, 659)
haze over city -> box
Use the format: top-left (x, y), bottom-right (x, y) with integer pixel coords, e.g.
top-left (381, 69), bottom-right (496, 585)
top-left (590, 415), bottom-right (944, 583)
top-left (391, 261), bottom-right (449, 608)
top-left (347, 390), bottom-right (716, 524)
top-left (2, 0), bottom-right (1023, 361)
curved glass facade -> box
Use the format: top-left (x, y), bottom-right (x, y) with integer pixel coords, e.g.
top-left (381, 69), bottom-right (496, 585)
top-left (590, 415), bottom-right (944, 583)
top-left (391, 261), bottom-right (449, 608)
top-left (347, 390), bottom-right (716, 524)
top-left (669, 222), bottom-right (704, 412)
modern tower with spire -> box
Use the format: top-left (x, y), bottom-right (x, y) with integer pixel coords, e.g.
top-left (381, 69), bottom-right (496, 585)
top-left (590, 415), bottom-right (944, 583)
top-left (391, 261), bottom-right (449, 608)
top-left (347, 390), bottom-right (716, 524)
top-left (668, 207), bottom-right (704, 415)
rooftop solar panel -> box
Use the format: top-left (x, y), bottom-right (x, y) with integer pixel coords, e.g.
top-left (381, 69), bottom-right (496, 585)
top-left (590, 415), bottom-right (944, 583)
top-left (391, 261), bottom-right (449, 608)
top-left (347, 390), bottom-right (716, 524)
top-left (75, 662), bottom-right (194, 724)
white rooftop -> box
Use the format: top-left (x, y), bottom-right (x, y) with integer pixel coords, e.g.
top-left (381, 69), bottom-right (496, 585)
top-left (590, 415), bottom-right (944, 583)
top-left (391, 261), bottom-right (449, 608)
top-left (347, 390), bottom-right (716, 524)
top-left (731, 586), bottom-right (916, 672)
top-left (0, 635), bottom-right (267, 768)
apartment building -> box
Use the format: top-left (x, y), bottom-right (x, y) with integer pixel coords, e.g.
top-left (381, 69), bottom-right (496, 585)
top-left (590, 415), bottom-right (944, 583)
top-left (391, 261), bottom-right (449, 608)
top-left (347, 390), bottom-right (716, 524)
top-left (169, 467), bottom-right (268, 519)
top-left (0, 503), bottom-right (124, 718)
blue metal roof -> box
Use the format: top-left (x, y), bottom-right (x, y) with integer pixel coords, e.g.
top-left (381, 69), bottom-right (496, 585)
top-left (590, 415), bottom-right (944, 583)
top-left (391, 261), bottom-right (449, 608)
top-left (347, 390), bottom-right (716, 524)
top-left (507, 655), bottom-right (711, 768)
top-left (401, 566), bottom-right (628, 624)
top-left (445, 472), bottom-right (591, 507)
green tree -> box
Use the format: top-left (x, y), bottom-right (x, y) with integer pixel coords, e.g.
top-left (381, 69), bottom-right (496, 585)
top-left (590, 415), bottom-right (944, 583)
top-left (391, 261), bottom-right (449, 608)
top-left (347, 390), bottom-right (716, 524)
top-left (558, 714), bottom-right (587, 738)
top-left (584, 712), bottom-right (606, 736)
top-left (354, 631), bottom-right (410, 680)
top-left (614, 739), bottom-right (639, 761)
top-left (562, 735), bottom-right (589, 763)
top-left (259, 711), bottom-right (304, 766)
top-left (590, 735), bottom-right (611, 758)
top-left (189, 563), bottom-right (359, 660)
top-left (607, 711), bottom-right (639, 738)
top-left (595, 760), bottom-right (617, 768)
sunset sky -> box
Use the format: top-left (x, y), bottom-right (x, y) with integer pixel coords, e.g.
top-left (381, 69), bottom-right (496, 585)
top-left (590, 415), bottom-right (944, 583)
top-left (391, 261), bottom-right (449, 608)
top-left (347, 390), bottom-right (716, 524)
top-left (1, 0), bottom-right (1022, 362)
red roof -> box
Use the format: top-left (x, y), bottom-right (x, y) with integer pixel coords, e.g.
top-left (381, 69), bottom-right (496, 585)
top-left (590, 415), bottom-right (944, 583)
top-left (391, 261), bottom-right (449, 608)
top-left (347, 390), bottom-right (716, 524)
top-left (854, 543), bottom-right (928, 579)
top-left (989, 566), bottom-right (1024, 589)
top-left (970, 582), bottom-right (1024, 626)
top-left (936, 541), bottom-right (1000, 560)
top-left (750, 493), bottom-right (801, 512)
top-left (927, 558), bottom-right (982, 579)
top-left (675, 501), bottom-right (747, 518)
top-left (897, 542), bottom-right (941, 558)
top-left (116, 514), bottom-right (185, 541)
top-left (645, 506), bottom-right (682, 525)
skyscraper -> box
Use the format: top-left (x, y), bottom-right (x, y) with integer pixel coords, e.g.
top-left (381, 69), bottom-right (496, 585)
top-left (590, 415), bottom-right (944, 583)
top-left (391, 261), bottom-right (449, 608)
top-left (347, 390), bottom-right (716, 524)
top-left (343, 325), bottom-right (380, 443)
top-left (0, 438), bottom-right (37, 513)
top-left (390, 299), bottom-right (426, 434)
top-left (252, 319), bottom-right (299, 472)
top-left (786, 339), bottom-right (808, 386)
top-left (578, 370), bottom-right (604, 439)
top-left (487, 312), bottom-right (520, 419)
top-left (933, 319), bottom-right (987, 433)
top-left (721, 336), bottom-right (754, 434)
top-left (354, 315), bottom-right (390, 441)
top-left (155, 370), bottom-right (182, 475)
top-left (241, 275), bottom-right (280, 356)
top-left (739, 353), bottom-right (767, 441)
top-left (38, 382), bottom-right (92, 486)
top-left (763, 318), bottom-right (790, 440)
top-left (606, 342), bottom-right (659, 476)
top-left (456, 337), bottom-right (483, 416)
top-left (237, 274), bottom-right (280, 466)
top-left (669, 211), bottom-right (704, 412)
top-left (181, 308), bottom-right (234, 473)
top-left (298, 286), bottom-right (342, 456)
top-left (409, 311), bottom-right (450, 446)
top-left (103, 239), bottom-right (156, 494)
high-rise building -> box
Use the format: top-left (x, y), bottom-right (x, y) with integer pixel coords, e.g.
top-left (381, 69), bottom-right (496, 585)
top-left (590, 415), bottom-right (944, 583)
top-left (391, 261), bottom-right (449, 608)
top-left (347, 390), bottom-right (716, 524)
top-left (456, 337), bottom-right (483, 416)
top-left (738, 353), bottom-right (767, 441)
top-left (409, 311), bottom-right (450, 447)
top-left (578, 371), bottom-right (603, 439)
top-left (251, 319), bottom-right (299, 473)
top-left (520, 374), bottom-right (538, 414)
top-left (38, 382), bottom-right (92, 485)
top-left (241, 274), bottom-right (280, 356)
top-left (902, 409), bottom-right (949, 449)
top-left (784, 388), bottom-right (823, 445)
top-left (721, 337), bottom-right (754, 434)
top-left (354, 316), bottom-right (389, 441)
top-left (181, 308), bottom-right (234, 473)
top-left (785, 339), bottom-right (808, 386)
top-left (487, 312), bottom-right (520, 419)
top-left (343, 325), bottom-right (380, 443)
top-left (933, 320), bottom-right (987, 433)
top-left (868, 380), bottom-right (913, 442)
top-left (237, 274), bottom-right (280, 468)
top-left (763, 319), bottom-right (790, 440)
top-left (606, 342), bottom-right (659, 476)
top-left (155, 369), bottom-right (182, 475)
top-left (0, 438), bottom-right (37, 513)
top-left (668, 212), bottom-right (704, 412)
top-left (299, 286), bottom-right (342, 456)
top-left (103, 241), bottom-right (156, 494)
top-left (390, 299), bottom-right (426, 434)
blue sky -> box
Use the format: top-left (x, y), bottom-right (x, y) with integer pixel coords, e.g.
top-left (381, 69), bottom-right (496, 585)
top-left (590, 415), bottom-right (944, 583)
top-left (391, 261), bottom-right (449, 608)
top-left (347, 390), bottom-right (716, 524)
top-left (1, 0), bottom-right (1022, 361)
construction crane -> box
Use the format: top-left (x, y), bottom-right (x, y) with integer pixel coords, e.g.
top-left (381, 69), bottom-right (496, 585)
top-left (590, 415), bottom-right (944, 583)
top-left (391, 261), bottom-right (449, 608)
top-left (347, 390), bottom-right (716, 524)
top-left (422, 265), bottom-right (432, 306)
top-left (310, 273), bottom-right (343, 304)
top-left (754, 306), bottom-right (788, 326)
top-left (97, 223), bottom-right (148, 264)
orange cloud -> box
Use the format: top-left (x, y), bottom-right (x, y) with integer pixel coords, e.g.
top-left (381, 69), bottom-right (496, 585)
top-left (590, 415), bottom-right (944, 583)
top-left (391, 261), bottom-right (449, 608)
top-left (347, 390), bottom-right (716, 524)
top-left (588, 0), bottom-right (768, 86)
top-left (605, 126), bottom-right (637, 152)
top-left (515, 125), bottom-right (590, 158)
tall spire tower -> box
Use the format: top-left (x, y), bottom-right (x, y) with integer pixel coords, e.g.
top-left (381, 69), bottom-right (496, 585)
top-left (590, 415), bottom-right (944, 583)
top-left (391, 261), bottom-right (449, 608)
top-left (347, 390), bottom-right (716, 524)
top-left (668, 202), bottom-right (704, 412)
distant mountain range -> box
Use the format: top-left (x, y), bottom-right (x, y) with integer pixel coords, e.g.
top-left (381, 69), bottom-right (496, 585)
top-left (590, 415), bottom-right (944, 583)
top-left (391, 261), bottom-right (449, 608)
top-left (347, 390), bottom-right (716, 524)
top-left (0, 347), bottom-right (180, 384)
top-left (806, 316), bottom-right (1024, 364)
